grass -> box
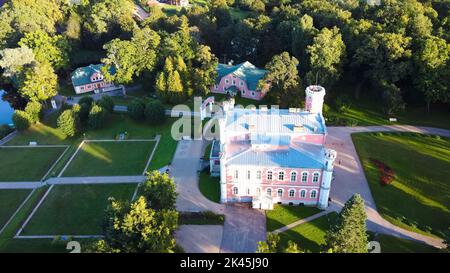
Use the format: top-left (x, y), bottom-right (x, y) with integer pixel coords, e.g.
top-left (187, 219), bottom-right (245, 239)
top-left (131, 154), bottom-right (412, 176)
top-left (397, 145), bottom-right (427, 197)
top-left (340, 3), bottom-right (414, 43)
top-left (0, 147), bottom-right (66, 181)
top-left (352, 132), bottom-right (450, 238)
top-left (199, 171), bottom-right (221, 203)
top-left (266, 205), bottom-right (322, 232)
top-left (62, 141), bottom-right (155, 177)
top-left (278, 212), bottom-right (338, 253)
top-left (179, 211), bottom-right (225, 225)
top-left (369, 233), bottom-right (441, 253)
top-left (0, 190), bottom-right (31, 228)
top-left (22, 184), bottom-right (135, 235)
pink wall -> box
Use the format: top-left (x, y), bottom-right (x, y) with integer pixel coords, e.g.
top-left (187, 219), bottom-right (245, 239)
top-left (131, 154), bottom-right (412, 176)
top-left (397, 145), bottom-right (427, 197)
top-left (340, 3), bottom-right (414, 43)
top-left (211, 74), bottom-right (265, 101)
top-left (292, 134), bottom-right (325, 145)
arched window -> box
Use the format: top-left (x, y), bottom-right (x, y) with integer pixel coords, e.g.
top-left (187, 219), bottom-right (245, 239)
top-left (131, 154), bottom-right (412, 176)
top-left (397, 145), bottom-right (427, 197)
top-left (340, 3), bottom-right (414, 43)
top-left (247, 170), bottom-right (251, 180)
top-left (234, 170), bottom-right (239, 179)
top-left (300, 190), bottom-right (306, 198)
top-left (278, 171), bottom-right (285, 181)
top-left (266, 188), bottom-right (272, 197)
top-left (310, 190), bottom-right (317, 198)
top-left (246, 188), bottom-right (250, 195)
top-left (233, 187), bottom-right (238, 195)
top-left (256, 170), bottom-right (261, 179)
top-left (289, 189), bottom-right (295, 197)
top-left (290, 172), bottom-right (297, 182)
top-left (277, 189), bottom-right (283, 197)
top-left (313, 172), bottom-right (320, 183)
top-left (301, 172), bottom-right (308, 183)
top-left (267, 171), bottom-right (273, 181)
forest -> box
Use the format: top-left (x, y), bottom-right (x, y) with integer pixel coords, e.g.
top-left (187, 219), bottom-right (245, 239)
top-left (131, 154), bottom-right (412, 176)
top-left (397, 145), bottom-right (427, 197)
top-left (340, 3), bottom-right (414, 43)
top-left (0, 0), bottom-right (449, 117)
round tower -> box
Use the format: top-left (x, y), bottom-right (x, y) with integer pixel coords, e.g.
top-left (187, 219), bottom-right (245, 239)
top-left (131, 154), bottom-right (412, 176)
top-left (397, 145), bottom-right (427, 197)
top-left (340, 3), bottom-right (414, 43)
top-left (318, 149), bottom-right (337, 209)
top-left (305, 85), bottom-right (326, 114)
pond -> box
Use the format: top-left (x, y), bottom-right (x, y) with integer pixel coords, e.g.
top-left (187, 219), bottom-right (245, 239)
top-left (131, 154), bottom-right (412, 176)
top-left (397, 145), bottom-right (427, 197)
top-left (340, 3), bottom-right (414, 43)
top-left (0, 90), bottom-right (14, 126)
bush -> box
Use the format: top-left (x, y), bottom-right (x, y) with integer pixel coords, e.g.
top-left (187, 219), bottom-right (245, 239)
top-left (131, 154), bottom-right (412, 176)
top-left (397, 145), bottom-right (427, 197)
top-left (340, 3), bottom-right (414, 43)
top-left (127, 99), bottom-right (146, 120)
top-left (78, 102), bottom-right (91, 124)
top-left (98, 95), bottom-right (114, 113)
top-left (57, 109), bottom-right (78, 137)
top-left (345, 118), bottom-right (358, 127)
top-left (78, 96), bottom-right (94, 107)
top-left (144, 99), bottom-right (166, 125)
top-left (335, 94), bottom-right (351, 113)
top-left (0, 125), bottom-right (13, 139)
top-left (88, 104), bottom-right (106, 129)
top-left (24, 101), bottom-right (42, 123)
top-left (12, 110), bottom-right (32, 131)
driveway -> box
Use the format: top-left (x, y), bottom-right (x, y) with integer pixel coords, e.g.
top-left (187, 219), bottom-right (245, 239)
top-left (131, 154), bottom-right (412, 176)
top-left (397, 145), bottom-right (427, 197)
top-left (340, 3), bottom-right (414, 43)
top-left (326, 125), bottom-right (449, 248)
top-left (175, 225), bottom-right (224, 253)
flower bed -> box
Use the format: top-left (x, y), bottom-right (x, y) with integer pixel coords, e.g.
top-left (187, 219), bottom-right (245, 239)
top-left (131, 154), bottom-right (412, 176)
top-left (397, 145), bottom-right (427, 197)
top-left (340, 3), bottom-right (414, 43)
top-left (370, 158), bottom-right (396, 186)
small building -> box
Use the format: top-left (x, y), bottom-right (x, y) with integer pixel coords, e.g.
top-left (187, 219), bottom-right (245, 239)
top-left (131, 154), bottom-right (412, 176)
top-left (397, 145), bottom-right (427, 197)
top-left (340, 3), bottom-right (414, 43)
top-left (157, 0), bottom-right (189, 7)
top-left (70, 64), bottom-right (122, 95)
top-left (212, 85), bottom-right (336, 210)
top-left (211, 61), bottom-right (270, 101)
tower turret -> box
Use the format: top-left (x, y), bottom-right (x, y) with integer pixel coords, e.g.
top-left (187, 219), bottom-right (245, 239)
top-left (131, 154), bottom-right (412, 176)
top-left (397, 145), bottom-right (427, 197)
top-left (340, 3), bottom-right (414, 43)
top-left (305, 85), bottom-right (326, 114)
top-left (318, 149), bottom-right (337, 209)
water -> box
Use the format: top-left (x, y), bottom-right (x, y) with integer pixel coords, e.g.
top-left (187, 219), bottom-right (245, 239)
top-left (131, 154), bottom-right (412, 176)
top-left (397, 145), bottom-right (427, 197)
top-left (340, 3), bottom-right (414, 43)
top-left (0, 90), bottom-right (14, 126)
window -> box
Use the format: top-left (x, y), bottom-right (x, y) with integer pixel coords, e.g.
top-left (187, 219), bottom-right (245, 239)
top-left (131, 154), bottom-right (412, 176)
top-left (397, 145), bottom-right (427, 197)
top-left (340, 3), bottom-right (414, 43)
top-left (246, 188), bottom-right (250, 195)
top-left (240, 81), bottom-right (244, 86)
top-left (301, 172), bottom-right (308, 183)
top-left (290, 172), bottom-right (297, 182)
top-left (242, 90), bottom-right (246, 95)
top-left (266, 188), bottom-right (272, 197)
top-left (277, 189), bottom-right (283, 197)
top-left (300, 190), bottom-right (306, 198)
top-left (232, 79), bottom-right (236, 85)
top-left (310, 190), bottom-right (317, 198)
top-left (289, 189), bottom-right (295, 197)
top-left (256, 170), bottom-right (261, 179)
top-left (267, 171), bottom-right (272, 181)
top-left (278, 171), bottom-right (285, 181)
top-left (234, 170), bottom-right (239, 179)
top-left (225, 79), bottom-right (229, 84)
top-left (251, 91), bottom-right (255, 97)
top-left (214, 84), bottom-right (218, 90)
top-left (313, 172), bottom-right (320, 183)
top-left (247, 170), bottom-right (251, 180)
top-left (233, 187), bottom-right (238, 195)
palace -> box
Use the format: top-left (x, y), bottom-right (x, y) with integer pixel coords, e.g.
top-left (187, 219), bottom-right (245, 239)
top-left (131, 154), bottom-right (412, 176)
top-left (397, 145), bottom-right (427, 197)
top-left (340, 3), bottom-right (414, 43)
top-left (70, 64), bottom-right (122, 95)
top-left (210, 85), bottom-right (336, 210)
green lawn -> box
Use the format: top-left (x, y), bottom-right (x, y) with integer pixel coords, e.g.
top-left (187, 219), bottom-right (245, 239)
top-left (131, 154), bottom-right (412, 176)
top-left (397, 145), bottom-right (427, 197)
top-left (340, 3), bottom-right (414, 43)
top-left (22, 184), bottom-right (135, 235)
top-left (0, 238), bottom-right (94, 253)
top-left (62, 141), bottom-right (156, 177)
top-left (370, 233), bottom-right (441, 253)
top-left (266, 205), bottom-right (322, 232)
top-left (278, 212), bottom-right (338, 253)
top-left (0, 147), bottom-right (66, 181)
top-left (199, 171), bottom-right (221, 203)
top-left (0, 190), bottom-right (31, 228)
top-left (352, 132), bottom-right (450, 238)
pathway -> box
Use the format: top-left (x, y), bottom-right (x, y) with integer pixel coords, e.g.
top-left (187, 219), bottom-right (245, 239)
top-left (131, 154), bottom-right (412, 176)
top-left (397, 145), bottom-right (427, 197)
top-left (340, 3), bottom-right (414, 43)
top-left (326, 125), bottom-right (449, 248)
top-left (272, 209), bottom-right (334, 234)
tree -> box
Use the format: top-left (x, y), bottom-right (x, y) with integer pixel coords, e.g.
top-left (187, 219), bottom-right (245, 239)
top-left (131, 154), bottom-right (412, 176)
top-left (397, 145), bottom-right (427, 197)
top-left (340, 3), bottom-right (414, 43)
top-left (24, 101), bottom-right (42, 124)
top-left (12, 110), bottom-right (32, 131)
top-left (292, 14), bottom-right (318, 73)
top-left (19, 62), bottom-right (58, 102)
top-left (141, 171), bottom-right (177, 211)
top-left (256, 233), bottom-right (280, 253)
top-left (57, 109), bottom-right (78, 137)
top-left (18, 30), bottom-right (70, 71)
top-left (98, 96), bottom-right (115, 113)
top-left (88, 104), bottom-right (107, 129)
top-left (379, 81), bottom-right (406, 116)
top-left (191, 45), bottom-right (218, 96)
top-left (284, 241), bottom-right (302, 253)
top-left (0, 46), bottom-right (36, 86)
top-left (260, 52), bottom-right (302, 107)
top-left (91, 196), bottom-right (178, 253)
top-left (306, 27), bottom-right (346, 88)
top-left (127, 99), bottom-right (146, 121)
top-left (326, 194), bottom-right (368, 253)
top-left (144, 100), bottom-right (167, 125)
top-left (155, 57), bottom-right (186, 104)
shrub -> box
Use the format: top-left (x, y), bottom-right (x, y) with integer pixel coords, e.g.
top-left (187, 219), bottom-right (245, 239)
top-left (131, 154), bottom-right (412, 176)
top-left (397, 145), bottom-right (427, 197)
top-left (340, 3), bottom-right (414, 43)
top-left (78, 96), bottom-right (94, 107)
top-left (57, 109), bottom-right (78, 137)
top-left (78, 102), bottom-right (91, 124)
top-left (88, 104), bottom-right (107, 129)
top-left (0, 125), bottom-right (13, 139)
top-left (335, 94), bottom-right (351, 113)
top-left (12, 110), bottom-right (32, 131)
top-left (24, 101), bottom-right (42, 123)
top-left (144, 99), bottom-right (166, 125)
top-left (98, 95), bottom-right (114, 113)
top-left (345, 118), bottom-right (358, 127)
top-left (127, 99), bottom-right (146, 120)
top-left (370, 158), bottom-right (396, 186)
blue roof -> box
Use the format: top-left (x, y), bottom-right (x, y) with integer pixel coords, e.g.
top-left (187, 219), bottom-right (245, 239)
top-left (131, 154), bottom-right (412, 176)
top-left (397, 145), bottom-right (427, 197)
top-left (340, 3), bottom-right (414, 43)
top-left (216, 61), bottom-right (267, 90)
top-left (70, 64), bottom-right (116, 87)
top-left (227, 143), bottom-right (325, 169)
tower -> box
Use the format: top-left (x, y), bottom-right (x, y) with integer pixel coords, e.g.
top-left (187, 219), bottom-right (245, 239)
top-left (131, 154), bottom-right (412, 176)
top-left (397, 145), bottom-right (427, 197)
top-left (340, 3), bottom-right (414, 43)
top-left (305, 85), bottom-right (326, 114)
top-left (318, 149), bottom-right (337, 209)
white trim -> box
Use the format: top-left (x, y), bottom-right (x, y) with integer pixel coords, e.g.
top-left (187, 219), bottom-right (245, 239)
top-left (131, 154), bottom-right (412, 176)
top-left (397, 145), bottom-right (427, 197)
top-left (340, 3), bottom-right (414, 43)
top-left (278, 170), bottom-right (285, 181)
top-left (288, 188), bottom-right (295, 197)
top-left (276, 188), bottom-right (284, 197)
top-left (233, 186), bottom-right (239, 195)
top-left (266, 187), bottom-right (273, 197)
top-left (301, 171), bottom-right (309, 183)
top-left (290, 171), bottom-right (297, 182)
top-left (300, 189), bottom-right (307, 198)
top-left (312, 172), bottom-right (320, 183)
top-left (310, 190), bottom-right (317, 198)
top-left (266, 170), bottom-right (273, 181)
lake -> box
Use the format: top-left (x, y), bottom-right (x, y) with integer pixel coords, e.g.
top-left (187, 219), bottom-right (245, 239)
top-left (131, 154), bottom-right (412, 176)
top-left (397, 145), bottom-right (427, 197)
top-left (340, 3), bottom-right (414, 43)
top-left (0, 90), bottom-right (14, 126)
